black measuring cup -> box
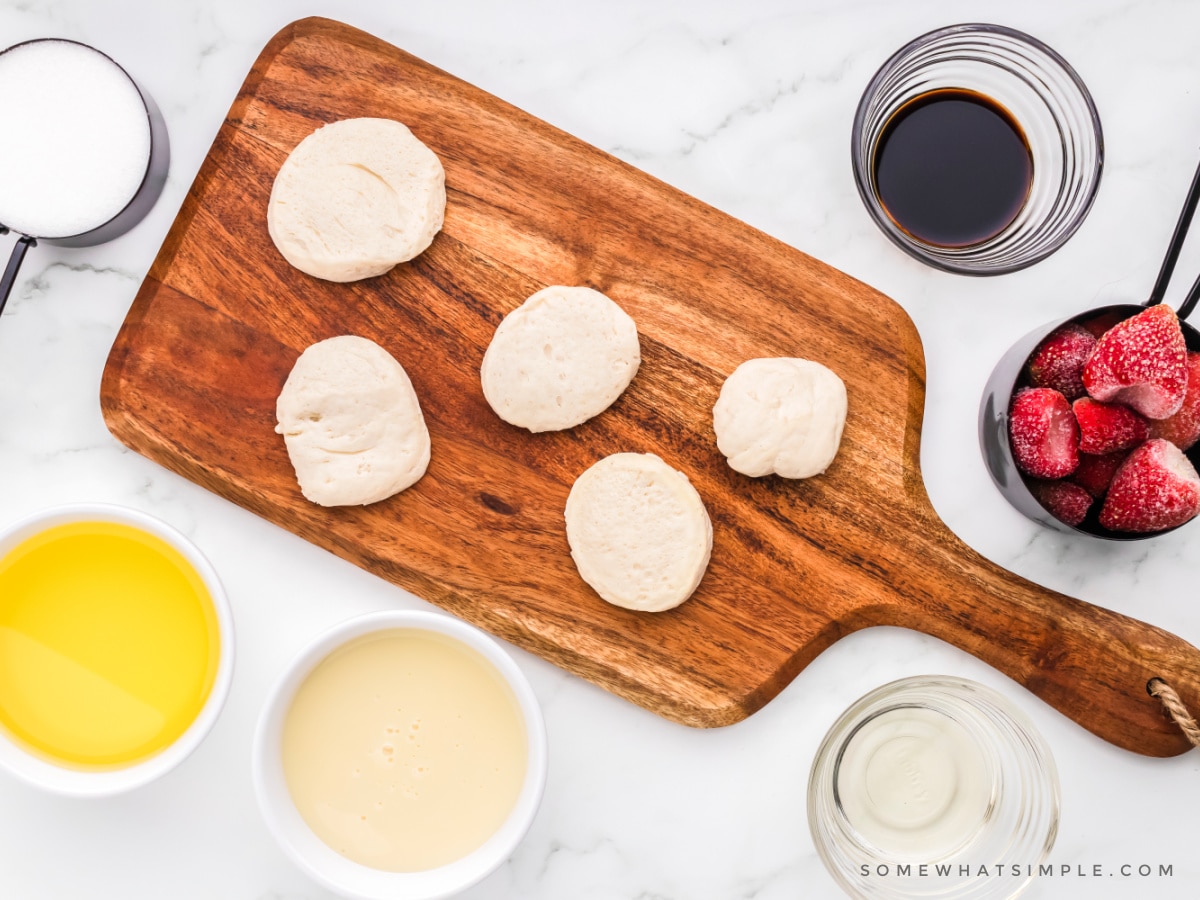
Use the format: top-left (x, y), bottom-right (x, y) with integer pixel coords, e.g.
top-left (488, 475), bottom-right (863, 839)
top-left (980, 157), bottom-right (1200, 540)
top-left (0, 38), bottom-right (169, 318)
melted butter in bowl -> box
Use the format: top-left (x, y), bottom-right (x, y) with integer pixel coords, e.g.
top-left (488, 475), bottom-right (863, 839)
top-left (0, 504), bottom-right (234, 797)
top-left (254, 611), bottom-right (547, 900)
top-left (0, 520), bottom-right (221, 770)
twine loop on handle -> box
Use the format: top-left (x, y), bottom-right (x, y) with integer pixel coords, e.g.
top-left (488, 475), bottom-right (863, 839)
top-left (1148, 678), bottom-right (1200, 749)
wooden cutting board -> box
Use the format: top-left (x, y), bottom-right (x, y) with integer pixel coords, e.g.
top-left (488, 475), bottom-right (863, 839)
top-left (101, 17), bottom-right (1200, 756)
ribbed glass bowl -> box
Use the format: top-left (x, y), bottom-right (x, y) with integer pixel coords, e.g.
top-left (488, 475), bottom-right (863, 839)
top-left (808, 676), bottom-right (1059, 899)
top-left (852, 24), bottom-right (1103, 275)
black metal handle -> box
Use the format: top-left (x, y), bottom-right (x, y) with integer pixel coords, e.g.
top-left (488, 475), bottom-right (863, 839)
top-left (0, 234), bottom-right (36, 318)
top-left (1181, 270), bottom-right (1200, 321)
top-left (1147, 155), bottom-right (1200, 320)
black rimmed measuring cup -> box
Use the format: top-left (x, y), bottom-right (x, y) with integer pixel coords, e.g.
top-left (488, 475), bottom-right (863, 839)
top-left (0, 38), bottom-right (169, 316)
top-left (980, 158), bottom-right (1200, 540)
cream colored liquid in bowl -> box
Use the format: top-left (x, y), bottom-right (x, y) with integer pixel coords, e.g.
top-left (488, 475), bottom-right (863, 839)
top-left (281, 628), bottom-right (527, 872)
top-left (836, 707), bottom-right (993, 858)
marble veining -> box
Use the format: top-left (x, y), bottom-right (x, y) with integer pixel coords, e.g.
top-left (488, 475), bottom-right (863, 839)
top-left (2, 1), bottom-right (1199, 898)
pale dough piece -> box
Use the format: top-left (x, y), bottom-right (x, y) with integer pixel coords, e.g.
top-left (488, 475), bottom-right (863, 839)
top-left (275, 335), bottom-right (430, 506)
top-left (565, 453), bottom-right (712, 612)
top-left (481, 286), bottom-right (640, 432)
top-left (267, 117), bottom-right (445, 282)
top-left (713, 357), bottom-right (847, 479)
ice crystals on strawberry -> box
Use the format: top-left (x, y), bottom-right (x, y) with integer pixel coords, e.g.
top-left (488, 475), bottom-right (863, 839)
top-left (1072, 451), bottom-right (1129, 499)
top-left (1009, 387), bottom-right (1079, 479)
top-left (1148, 351), bottom-right (1200, 451)
top-left (1081, 304), bottom-right (1188, 419)
top-left (1030, 479), bottom-right (1093, 527)
top-left (1072, 397), bottom-right (1148, 455)
top-left (1098, 438), bottom-right (1200, 533)
top-left (1027, 324), bottom-right (1095, 400)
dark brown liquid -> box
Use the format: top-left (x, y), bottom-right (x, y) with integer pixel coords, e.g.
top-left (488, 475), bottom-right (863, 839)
top-left (873, 88), bottom-right (1033, 248)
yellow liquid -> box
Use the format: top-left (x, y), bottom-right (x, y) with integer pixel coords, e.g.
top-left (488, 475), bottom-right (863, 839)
top-left (0, 520), bottom-right (220, 769)
top-left (282, 629), bottom-right (527, 872)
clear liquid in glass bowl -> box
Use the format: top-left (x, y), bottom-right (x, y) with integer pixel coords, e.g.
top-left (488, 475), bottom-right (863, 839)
top-left (808, 676), bottom-right (1060, 899)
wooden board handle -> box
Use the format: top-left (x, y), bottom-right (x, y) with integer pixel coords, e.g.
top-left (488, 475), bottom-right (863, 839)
top-left (885, 526), bottom-right (1200, 757)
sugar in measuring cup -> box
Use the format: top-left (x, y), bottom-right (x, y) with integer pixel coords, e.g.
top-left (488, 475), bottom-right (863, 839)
top-left (0, 38), bottom-right (169, 316)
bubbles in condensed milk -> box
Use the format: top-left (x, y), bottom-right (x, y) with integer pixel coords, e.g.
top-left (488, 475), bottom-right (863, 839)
top-left (281, 629), bottom-right (527, 872)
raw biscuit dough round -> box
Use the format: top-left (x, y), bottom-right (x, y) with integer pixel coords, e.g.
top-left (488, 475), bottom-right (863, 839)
top-left (713, 357), bottom-right (847, 479)
top-left (267, 117), bottom-right (445, 282)
top-left (481, 286), bottom-right (640, 432)
top-left (565, 452), bottom-right (712, 612)
top-left (275, 335), bottom-right (430, 506)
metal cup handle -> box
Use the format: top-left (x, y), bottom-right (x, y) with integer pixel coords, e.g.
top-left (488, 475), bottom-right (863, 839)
top-left (0, 231), bottom-right (36, 319)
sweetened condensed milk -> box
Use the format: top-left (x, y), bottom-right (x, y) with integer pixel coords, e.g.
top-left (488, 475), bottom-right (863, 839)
top-left (281, 628), bottom-right (527, 871)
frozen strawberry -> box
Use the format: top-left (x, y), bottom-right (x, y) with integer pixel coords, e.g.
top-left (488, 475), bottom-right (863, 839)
top-left (1009, 388), bottom-right (1079, 479)
top-left (1099, 438), bottom-right (1200, 533)
top-left (1073, 451), bottom-right (1129, 498)
top-left (1081, 304), bottom-right (1188, 419)
top-left (1030, 480), bottom-right (1093, 527)
top-left (1072, 397), bottom-right (1149, 454)
top-left (1080, 310), bottom-right (1127, 339)
top-left (1148, 351), bottom-right (1200, 451)
top-left (1026, 324), bottom-right (1096, 400)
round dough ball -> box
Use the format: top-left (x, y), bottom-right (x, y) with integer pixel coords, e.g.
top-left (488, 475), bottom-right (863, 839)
top-left (275, 335), bottom-right (430, 506)
top-left (481, 286), bottom-right (640, 433)
top-left (713, 357), bottom-right (847, 479)
top-left (565, 452), bottom-right (712, 612)
top-left (267, 117), bottom-right (445, 282)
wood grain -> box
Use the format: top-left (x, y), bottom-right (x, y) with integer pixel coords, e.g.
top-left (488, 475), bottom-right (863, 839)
top-left (101, 17), bottom-right (1200, 755)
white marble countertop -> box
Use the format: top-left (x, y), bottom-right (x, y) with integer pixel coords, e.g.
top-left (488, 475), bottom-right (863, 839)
top-left (1, 1), bottom-right (1198, 898)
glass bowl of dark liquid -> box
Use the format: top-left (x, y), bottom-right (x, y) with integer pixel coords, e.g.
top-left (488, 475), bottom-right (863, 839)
top-left (852, 24), bottom-right (1103, 275)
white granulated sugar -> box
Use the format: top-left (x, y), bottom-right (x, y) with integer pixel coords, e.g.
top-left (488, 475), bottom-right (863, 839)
top-left (0, 41), bottom-right (151, 238)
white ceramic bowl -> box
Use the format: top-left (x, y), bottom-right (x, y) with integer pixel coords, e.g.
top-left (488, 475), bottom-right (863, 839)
top-left (0, 503), bottom-right (235, 797)
top-left (252, 610), bottom-right (548, 900)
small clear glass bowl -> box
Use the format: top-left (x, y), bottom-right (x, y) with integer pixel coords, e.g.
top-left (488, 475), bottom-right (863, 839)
top-left (807, 676), bottom-right (1059, 899)
top-left (851, 23), bottom-right (1103, 275)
